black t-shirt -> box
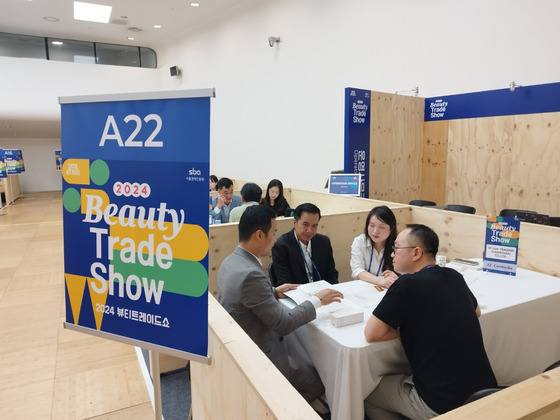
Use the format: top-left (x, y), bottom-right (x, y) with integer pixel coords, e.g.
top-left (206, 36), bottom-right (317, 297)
top-left (373, 266), bottom-right (497, 414)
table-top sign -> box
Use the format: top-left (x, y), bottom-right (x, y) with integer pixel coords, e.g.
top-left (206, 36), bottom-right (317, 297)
top-left (60, 89), bottom-right (214, 361)
top-left (483, 216), bottom-right (520, 276)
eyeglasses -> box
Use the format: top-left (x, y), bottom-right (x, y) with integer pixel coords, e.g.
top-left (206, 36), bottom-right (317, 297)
top-left (391, 245), bottom-right (416, 252)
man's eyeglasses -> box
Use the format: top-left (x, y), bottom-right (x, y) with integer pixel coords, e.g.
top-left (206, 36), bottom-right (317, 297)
top-left (391, 245), bottom-right (416, 252)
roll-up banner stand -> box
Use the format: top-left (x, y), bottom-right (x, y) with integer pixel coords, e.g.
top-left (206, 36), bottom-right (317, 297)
top-left (59, 89), bottom-right (214, 365)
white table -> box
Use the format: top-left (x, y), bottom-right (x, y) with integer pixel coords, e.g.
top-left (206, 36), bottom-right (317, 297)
top-left (283, 265), bottom-right (560, 420)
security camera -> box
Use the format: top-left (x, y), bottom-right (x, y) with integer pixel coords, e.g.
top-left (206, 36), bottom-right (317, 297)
top-left (268, 36), bottom-right (280, 47)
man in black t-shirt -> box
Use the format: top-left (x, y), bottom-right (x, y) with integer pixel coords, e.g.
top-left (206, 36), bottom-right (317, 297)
top-left (364, 224), bottom-right (497, 420)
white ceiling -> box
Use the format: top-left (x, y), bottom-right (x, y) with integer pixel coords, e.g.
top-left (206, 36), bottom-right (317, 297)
top-left (0, 0), bottom-right (247, 49)
top-left (0, 0), bottom-right (250, 139)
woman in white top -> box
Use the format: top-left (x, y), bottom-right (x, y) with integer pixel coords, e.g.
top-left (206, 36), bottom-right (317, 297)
top-left (350, 205), bottom-right (398, 288)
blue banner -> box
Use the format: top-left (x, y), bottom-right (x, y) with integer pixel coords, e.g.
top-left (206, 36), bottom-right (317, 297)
top-left (483, 216), bottom-right (520, 276)
top-left (344, 88), bottom-right (370, 198)
top-left (4, 149), bottom-right (24, 174)
top-left (0, 149), bottom-right (6, 179)
top-left (425, 82), bottom-right (560, 121)
top-left (60, 89), bottom-right (213, 359)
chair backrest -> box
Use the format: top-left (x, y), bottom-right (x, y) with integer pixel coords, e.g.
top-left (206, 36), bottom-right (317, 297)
top-left (499, 208), bottom-right (536, 218)
top-left (462, 387), bottom-right (506, 405)
top-left (409, 200), bottom-right (436, 207)
top-left (544, 360), bottom-right (560, 372)
top-left (550, 217), bottom-right (560, 227)
top-left (446, 204), bottom-right (476, 214)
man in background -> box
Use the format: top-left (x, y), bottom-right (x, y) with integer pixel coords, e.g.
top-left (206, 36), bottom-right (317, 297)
top-left (271, 203), bottom-right (338, 286)
top-left (229, 182), bottom-right (262, 223)
top-left (211, 177), bottom-right (242, 223)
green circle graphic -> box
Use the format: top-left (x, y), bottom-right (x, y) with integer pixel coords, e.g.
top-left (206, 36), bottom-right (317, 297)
top-left (90, 159), bottom-right (110, 186)
top-left (63, 188), bottom-right (81, 213)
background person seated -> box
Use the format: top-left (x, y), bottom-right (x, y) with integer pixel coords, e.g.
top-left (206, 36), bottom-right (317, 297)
top-left (260, 179), bottom-right (290, 217)
top-left (212, 177), bottom-right (242, 223)
top-left (229, 182), bottom-right (263, 223)
top-left (271, 203), bottom-right (338, 285)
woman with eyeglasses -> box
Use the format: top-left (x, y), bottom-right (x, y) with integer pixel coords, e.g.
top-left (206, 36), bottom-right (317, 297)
top-left (350, 205), bottom-right (399, 289)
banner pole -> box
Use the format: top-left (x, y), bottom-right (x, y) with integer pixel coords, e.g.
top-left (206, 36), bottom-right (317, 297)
top-left (150, 350), bottom-right (163, 420)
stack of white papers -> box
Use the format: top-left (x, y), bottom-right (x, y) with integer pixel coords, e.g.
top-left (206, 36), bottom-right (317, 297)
top-left (283, 280), bottom-right (369, 327)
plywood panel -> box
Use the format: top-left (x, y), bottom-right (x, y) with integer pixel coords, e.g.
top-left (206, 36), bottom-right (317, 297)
top-left (436, 369), bottom-right (560, 420)
top-left (370, 92), bottom-right (424, 203)
top-left (422, 120), bottom-right (449, 206)
top-left (447, 116), bottom-right (515, 216)
top-left (509, 112), bottom-right (560, 216)
top-left (410, 206), bottom-right (560, 277)
top-left (191, 294), bottom-right (319, 420)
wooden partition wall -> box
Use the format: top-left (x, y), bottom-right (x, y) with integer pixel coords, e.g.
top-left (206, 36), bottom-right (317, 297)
top-left (368, 91), bottom-right (560, 217)
top-left (369, 92), bottom-right (425, 205)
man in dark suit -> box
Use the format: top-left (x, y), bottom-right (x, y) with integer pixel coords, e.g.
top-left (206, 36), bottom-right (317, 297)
top-left (218, 205), bottom-right (343, 403)
top-left (271, 203), bottom-right (338, 286)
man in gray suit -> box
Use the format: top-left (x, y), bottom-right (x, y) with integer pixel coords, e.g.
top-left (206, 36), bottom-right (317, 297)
top-left (218, 205), bottom-right (343, 403)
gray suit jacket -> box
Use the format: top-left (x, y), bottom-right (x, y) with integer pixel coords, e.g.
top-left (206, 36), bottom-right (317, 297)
top-left (212, 195), bottom-right (242, 223)
top-left (217, 246), bottom-right (316, 376)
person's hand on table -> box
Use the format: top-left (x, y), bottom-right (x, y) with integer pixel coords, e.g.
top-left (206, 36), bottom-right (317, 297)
top-left (377, 270), bottom-right (398, 288)
top-left (315, 289), bottom-right (343, 305)
top-left (275, 283), bottom-right (298, 298)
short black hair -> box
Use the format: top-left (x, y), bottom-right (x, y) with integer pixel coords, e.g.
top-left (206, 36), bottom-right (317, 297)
top-left (240, 182), bottom-right (263, 203)
top-left (405, 224), bottom-right (439, 256)
top-left (216, 177), bottom-right (233, 190)
top-left (238, 205), bottom-right (276, 242)
top-left (294, 203), bottom-right (321, 221)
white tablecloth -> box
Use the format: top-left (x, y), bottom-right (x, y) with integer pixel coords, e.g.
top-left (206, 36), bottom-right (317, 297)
top-left (283, 266), bottom-right (560, 420)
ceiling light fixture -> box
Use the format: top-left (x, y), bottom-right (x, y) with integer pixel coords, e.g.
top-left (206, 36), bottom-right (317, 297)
top-left (127, 37), bottom-right (135, 40)
top-left (191, 3), bottom-right (200, 7)
top-left (74, 1), bottom-right (112, 23)
top-left (51, 41), bottom-right (64, 45)
top-left (154, 24), bottom-right (162, 29)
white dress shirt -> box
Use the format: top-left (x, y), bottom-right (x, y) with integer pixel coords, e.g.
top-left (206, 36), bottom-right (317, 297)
top-left (350, 233), bottom-right (384, 279)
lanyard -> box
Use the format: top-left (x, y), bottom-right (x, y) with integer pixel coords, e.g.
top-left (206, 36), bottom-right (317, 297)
top-left (368, 250), bottom-right (384, 277)
top-left (297, 239), bottom-right (320, 282)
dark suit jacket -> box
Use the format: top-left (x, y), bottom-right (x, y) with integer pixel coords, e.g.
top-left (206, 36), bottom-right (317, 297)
top-left (217, 246), bottom-right (316, 376)
top-left (271, 229), bottom-right (338, 286)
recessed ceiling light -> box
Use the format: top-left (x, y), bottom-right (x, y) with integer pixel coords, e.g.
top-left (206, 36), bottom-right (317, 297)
top-left (74, 1), bottom-right (112, 23)
top-left (52, 41), bottom-right (64, 45)
top-left (191, 2), bottom-right (200, 7)
top-left (153, 24), bottom-right (162, 29)
top-left (127, 37), bottom-right (135, 40)
top-left (43, 16), bottom-right (60, 22)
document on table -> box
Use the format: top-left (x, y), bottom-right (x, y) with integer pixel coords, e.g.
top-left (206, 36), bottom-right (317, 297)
top-left (283, 280), bottom-right (384, 309)
top-left (332, 281), bottom-right (385, 308)
top-left (283, 280), bottom-right (333, 305)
